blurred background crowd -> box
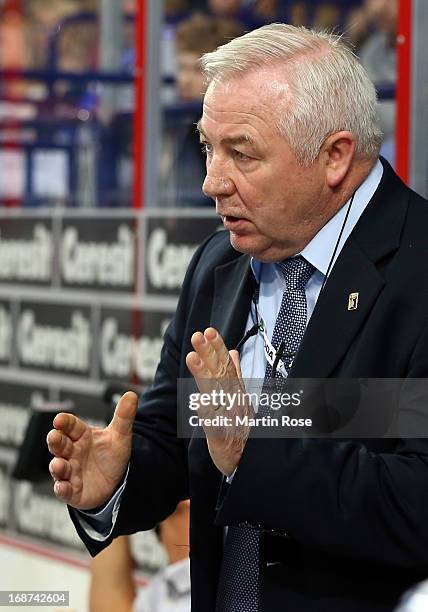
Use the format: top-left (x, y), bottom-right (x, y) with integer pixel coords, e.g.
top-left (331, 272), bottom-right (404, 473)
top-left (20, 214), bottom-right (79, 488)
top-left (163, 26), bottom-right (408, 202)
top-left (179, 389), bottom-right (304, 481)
top-left (0, 0), bottom-right (397, 208)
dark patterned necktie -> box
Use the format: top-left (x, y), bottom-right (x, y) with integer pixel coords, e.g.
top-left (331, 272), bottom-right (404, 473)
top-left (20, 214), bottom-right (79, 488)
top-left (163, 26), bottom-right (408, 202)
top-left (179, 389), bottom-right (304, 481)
top-left (216, 256), bottom-right (315, 612)
top-left (265, 256), bottom-right (315, 379)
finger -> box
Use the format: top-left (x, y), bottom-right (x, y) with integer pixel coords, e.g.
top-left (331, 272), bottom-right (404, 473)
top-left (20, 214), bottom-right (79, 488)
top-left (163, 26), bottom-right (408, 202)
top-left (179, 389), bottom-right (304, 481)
top-left (186, 350), bottom-right (211, 377)
top-left (108, 391), bottom-right (138, 436)
top-left (190, 331), bottom-right (204, 349)
top-left (49, 457), bottom-right (72, 482)
top-left (190, 331), bottom-right (213, 359)
top-left (204, 328), bottom-right (233, 376)
top-left (53, 480), bottom-right (74, 504)
top-left (186, 351), bottom-right (214, 394)
top-left (53, 412), bottom-right (87, 442)
top-left (46, 429), bottom-right (74, 459)
top-left (190, 330), bottom-right (221, 375)
top-left (203, 330), bottom-right (240, 390)
top-left (191, 329), bottom-right (233, 378)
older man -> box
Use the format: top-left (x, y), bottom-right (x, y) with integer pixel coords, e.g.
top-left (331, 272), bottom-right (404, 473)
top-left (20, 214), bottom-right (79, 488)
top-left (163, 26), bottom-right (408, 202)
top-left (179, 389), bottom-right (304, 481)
top-left (47, 24), bottom-right (428, 612)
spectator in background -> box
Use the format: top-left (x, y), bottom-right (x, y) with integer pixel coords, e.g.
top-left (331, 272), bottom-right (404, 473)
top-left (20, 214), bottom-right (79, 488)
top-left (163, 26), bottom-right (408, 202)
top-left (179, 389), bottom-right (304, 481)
top-left (343, 5), bottom-right (371, 50)
top-left (123, 0), bottom-right (136, 15)
top-left (90, 535), bottom-right (136, 612)
top-left (206, 0), bottom-right (242, 19)
top-left (206, 0), bottom-right (282, 30)
top-left (359, 0), bottom-right (397, 85)
top-left (51, 13), bottom-right (98, 106)
top-left (134, 500), bottom-right (190, 612)
top-left (359, 0), bottom-right (398, 165)
top-left (0, 3), bottom-right (30, 98)
top-left (287, 1), bottom-right (308, 27)
top-left (0, 3), bottom-right (28, 70)
top-left (266, 1), bottom-right (364, 32)
top-left (56, 20), bottom-right (98, 74)
top-left (175, 12), bottom-right (243, 101)
top-left (0, 2), bottom-right (57, 101)
top-left (161, 12), bottom-right (243, 206)
top-left (251, 0), bottom-right (278, 24)
top-left (25, 0), bottom-right (78, 69)
top-left (164, 0), bottom-right (190, 25)
top-left (89, 500), bottom-right (191, 612)
top-left (312, 1), bottom-right (340, 30)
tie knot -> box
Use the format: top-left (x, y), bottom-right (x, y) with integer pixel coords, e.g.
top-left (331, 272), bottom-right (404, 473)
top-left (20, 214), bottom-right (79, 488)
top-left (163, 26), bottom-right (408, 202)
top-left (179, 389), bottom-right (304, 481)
top-left (277, 255), bottom-right (315, 291)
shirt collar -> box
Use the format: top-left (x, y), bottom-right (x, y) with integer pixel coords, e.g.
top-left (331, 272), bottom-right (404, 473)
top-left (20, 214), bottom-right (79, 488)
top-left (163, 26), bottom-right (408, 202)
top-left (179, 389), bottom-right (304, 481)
top-left (250, 159), bottom-right (383, 281)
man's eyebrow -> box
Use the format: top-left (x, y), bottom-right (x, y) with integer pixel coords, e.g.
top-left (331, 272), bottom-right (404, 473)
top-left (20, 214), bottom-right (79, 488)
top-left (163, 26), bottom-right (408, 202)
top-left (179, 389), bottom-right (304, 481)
top-left (196, 120), bottom-right (257, 147)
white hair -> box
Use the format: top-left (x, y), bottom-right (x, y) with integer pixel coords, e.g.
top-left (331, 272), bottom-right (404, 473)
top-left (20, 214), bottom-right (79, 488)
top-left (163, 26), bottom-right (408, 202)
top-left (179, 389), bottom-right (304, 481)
top-left (200, 23), bottom-right (383, 165)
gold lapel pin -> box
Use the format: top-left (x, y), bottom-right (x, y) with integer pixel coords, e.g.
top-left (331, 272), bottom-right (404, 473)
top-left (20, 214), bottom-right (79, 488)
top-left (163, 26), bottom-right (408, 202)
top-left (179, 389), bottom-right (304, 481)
top-left (348, 292), bottom-right (359, 310)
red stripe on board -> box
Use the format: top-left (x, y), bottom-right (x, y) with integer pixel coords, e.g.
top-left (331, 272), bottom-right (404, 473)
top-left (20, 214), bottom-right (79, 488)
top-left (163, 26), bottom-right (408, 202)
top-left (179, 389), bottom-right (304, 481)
top-left (395, 0), bottom-right (412, 183)
top-left (0, 533), bottom-right (90, 571)
top-left (0, 533), bottom-right (148, 586)
top-left (132, 0), bottom-right (146, 209)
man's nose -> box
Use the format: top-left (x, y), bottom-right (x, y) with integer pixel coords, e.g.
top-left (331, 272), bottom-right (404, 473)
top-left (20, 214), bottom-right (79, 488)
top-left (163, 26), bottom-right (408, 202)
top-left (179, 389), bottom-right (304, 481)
top-left (202, 174), bottom-right (235, 199)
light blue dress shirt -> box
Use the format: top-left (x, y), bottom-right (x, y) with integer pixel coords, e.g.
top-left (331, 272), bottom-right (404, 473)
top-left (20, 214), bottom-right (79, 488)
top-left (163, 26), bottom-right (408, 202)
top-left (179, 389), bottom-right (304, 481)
top-left (240, 159), bottom-right (383, 379)
top-left (77, 160), bottom-right (383, 540)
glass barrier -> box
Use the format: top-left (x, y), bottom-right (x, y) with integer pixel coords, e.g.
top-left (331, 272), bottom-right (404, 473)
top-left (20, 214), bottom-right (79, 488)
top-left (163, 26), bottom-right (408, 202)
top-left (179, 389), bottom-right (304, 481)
top-left (0, 0), bottom-right (402, 572)
top-left (0, 0), bottom-right (135, 207)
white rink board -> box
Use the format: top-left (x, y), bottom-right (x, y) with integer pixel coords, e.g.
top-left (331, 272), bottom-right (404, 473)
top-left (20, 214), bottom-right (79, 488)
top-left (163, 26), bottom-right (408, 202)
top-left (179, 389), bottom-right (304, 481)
top-left (0, 532), bottom-right (90, 612)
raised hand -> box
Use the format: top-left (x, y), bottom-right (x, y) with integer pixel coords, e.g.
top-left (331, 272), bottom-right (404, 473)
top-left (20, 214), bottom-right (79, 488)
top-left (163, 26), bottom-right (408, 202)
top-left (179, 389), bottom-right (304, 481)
top-left (47, 391), bottom-right (138, 510)
top-left (186, 327), bottom-right (254, 476)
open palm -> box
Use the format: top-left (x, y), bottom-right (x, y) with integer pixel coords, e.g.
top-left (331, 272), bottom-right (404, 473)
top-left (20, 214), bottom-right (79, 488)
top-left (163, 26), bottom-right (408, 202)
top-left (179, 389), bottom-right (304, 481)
top-left (47, 391), bottom-right (138, 510)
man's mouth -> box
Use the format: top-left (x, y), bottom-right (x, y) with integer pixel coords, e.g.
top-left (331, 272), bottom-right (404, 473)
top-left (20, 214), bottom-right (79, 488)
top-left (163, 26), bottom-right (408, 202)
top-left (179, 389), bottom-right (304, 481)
top-left (222, 215), bottom-right (240, 222)
top-left (221, 215), bottom-right (251, 231)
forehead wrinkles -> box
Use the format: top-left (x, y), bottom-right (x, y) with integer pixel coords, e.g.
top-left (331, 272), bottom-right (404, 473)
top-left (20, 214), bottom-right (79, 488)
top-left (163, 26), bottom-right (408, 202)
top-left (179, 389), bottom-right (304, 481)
top-left (203, 74), bottom-right (291, 136)
top-left (201, 105), bottom-right (273, 140)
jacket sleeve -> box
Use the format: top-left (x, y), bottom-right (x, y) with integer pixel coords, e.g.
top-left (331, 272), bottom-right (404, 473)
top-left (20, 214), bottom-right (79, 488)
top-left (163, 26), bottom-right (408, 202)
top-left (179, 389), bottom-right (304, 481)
top-left (70, 234), bottom-right (219, 556)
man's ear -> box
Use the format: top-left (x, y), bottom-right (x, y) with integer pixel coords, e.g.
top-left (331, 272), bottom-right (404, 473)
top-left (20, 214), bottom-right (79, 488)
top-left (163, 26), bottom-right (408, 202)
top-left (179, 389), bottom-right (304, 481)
top-left (322, 131), bottom-right (356, 188)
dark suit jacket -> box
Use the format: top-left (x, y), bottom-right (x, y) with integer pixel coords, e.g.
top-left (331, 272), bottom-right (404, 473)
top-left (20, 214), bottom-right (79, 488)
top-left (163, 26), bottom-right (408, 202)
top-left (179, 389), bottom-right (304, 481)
top-left (73, 159), bottom-right (428, 611)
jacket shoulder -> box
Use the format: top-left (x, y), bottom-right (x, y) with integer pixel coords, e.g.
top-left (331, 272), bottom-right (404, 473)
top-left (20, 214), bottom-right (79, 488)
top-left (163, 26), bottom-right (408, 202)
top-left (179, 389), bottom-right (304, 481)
top-left (175, 229), bottom-right (247, 308)
top-left (404, 187), bottom-right (428, 238)
top-left (198, 229), bottom-right (241, 264)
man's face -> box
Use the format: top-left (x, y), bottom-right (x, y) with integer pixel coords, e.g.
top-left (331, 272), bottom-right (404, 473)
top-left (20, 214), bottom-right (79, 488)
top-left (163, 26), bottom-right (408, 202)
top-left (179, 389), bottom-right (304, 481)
top-left (199, 69), bottom-right (331, 262)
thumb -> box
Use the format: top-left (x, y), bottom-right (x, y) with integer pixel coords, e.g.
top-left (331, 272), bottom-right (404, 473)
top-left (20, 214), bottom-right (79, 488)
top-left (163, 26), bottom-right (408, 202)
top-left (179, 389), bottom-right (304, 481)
top-left (108, 391), bottom-right (138, 436)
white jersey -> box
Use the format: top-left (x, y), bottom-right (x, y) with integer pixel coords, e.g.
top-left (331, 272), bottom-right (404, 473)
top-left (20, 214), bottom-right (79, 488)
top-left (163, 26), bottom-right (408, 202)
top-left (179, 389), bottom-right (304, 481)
top-left (134, 558), bottom-right (190, 612)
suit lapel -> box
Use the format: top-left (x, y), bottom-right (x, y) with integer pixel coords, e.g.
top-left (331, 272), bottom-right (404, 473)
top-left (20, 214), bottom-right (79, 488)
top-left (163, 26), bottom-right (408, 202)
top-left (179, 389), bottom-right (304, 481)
top-left (188, 254), bottom-right (254, 539)
top-left (291, 238), bottom-right (384, 377)
top-left (211, 254), bottom-right (256, 350)
top-left (291, 159), bottom-right (410, 378)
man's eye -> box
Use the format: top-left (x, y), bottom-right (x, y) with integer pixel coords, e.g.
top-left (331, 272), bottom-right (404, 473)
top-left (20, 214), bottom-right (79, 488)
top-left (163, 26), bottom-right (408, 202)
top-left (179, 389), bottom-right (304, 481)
top-left (234, 150), bottom-right (250, 161)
